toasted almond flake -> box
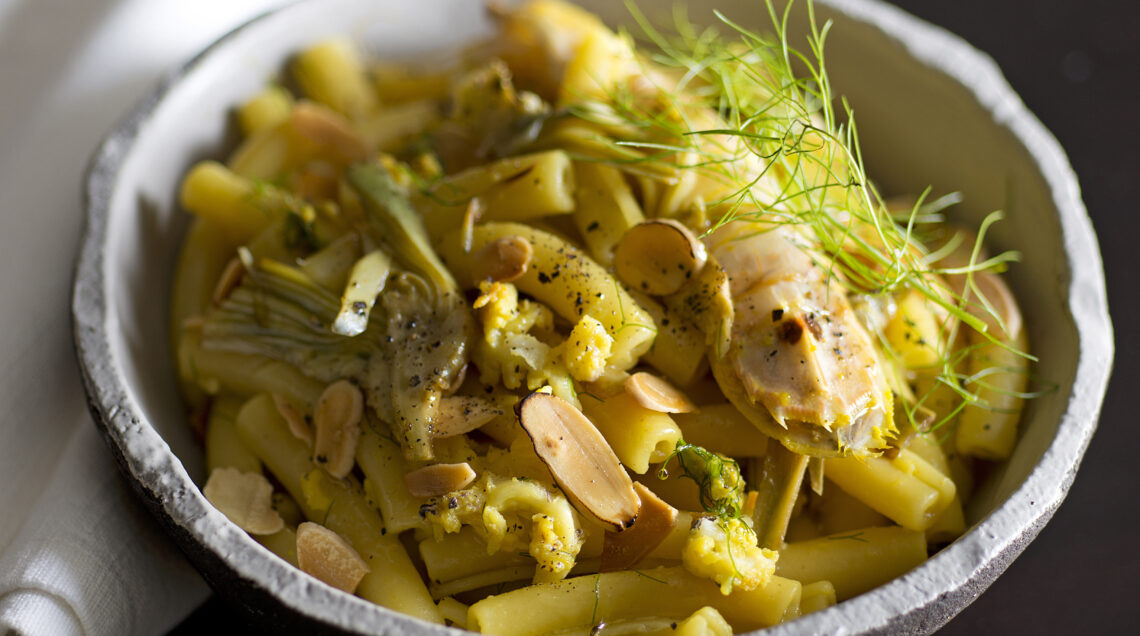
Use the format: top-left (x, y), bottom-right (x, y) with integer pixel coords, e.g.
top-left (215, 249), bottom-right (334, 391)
top-left (624, 372), bottom-right (697, 414)
top-left (211, 257), bottom-right (245, 306)
top-left (312, 380), bottom-right (364, 478)
top-left (295, 522), bottom-right (370, 593)
top-left (203, 467), bottom-right (284, 535)
top-left (273, 393), bottom-right (313, 447)
top-left (289, 101), bottom-right (368, 161)
top-left (471, 235), bottom-right (533, 283)
top-left (516, 392), bottom-right (640, 531)
top-left (434, 395), bottom-right (503, 438)
top-left (404, 462), bottom-right (478, 497)
top-left (614, 219), bottom-right (707, 295)
top-left (601, 482), bottom-right (678, 571)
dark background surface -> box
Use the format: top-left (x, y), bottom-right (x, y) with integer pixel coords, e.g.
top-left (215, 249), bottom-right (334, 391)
top-left (884, 1), bottom-right (1138, 633)
top-left (173, 1), bottom-right (1138, 633)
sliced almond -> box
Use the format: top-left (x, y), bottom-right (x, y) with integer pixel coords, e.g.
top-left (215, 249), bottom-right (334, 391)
top-left (516, 392), bottom-right (640, 531)
top-left (471, 235), bottom-right (533, 282)
top-left (404, 462), bottom-right (478, 497)
top-left (211, 257), bottom-right (245, 306)
top-left (434, 395), bottom-right (503, 438)
top-left (295, 521), bottom-right (371, 594)
top-left (203, 467), bottom-right (284, 535)
top-left (624, 371), bottom-right (697, 414)
top-left (273, 393), bottom-right (313, 447)
top-left (614, 219), bottom-right (707, 295)
top-left (289, 101), bottom-right (368, 162)
top-left (601, 482), bottom-right (678, 571)
top-left (312, 380), bottom-right (364, 478)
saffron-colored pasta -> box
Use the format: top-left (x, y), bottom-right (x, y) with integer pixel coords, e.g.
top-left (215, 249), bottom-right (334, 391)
top-left (173, 1), bottom-right (1032, 632)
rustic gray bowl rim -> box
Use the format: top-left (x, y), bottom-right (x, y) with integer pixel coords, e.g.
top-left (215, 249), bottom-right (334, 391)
top-left (72, 0), bottom-right (1113, 633)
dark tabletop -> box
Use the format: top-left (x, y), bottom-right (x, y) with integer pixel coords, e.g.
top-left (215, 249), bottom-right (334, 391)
top-left (173, 1), bottom-right (1138, 633)
top-left (886, 1), bottom-right (1138, 633)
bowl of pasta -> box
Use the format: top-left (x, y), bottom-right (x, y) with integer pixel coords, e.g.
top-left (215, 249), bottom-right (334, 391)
top-left (72, 0), bottom-right (1112, 634)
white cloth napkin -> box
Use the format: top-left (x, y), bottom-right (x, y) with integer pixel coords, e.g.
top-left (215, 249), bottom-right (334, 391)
top-left (0, 424), bottom-right (209, 636)
top-left (0, 1), bottom-right (284, 633)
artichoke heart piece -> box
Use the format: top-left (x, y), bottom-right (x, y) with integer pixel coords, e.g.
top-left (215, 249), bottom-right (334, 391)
top-left (332, 249), bottom-right (392, 336)
top-left (203, 162), bottom-right (473, 462)
top-left (346, 162), bottom-right (457, 296)
top-left (349, 162), bottom-right (475, 461)
top-left (706, 221), bottom-right (895, 457)
top-left (431, 59), bottom-right (551, 171)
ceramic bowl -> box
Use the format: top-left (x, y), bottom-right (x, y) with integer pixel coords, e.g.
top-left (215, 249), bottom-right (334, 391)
top-left (72, 0), bottom-right (1113, 633)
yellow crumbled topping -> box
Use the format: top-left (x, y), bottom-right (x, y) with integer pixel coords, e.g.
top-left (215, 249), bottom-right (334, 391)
top-left (420, 469), bottom-right (584, 583)
top-left (562, 314), bottom-right (613, 383)
top-left (472, 280), bottom-right (582, 406)
top-left (682, 516), bottom-right (777, 595)
top-left (675, 606), bottom-right (734, 636)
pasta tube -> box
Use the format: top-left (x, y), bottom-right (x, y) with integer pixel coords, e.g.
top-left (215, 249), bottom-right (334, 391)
top-left (291, 39), bottom-right (378, 119)
top-left (799, 581), bottom-right (837, 615)
top-left (956, 329), bottom-right (1031, 460)
top-left (355, 424), bottom-right (423, 534)
top-left (168, 217), bottom-right (235, 346)
top-left (815, 484), bottom-right (890, 537)
top-left (440, 222), bottom-right (656, 374)
top-left (255, 527), bottom-right (299, 567)
top-left (632, 291), bottom-right (709, 388)
top-left (672, 404), bottom-right (770, 458)
top-left (419, 151), bottom-right (576, 238)
top-left (775, 526), bottom-right (927, 601)
top-left (235, 394), bottom-right (442, 623)
top-left (204, 395), bottom-right (261, 475)
top-left (825, 449), bottom-right (956, 532)
top-left (420, 528), bottom-right (531, 584)
top-left (179, 161), bottom-right (288, 244)
top-left (571, 161), bottom-right (645, 267)
top-left (751, 444), bottom-right (809, 549)
top-left (237, 85), bottom-right (294, 136)
top-left (467, 567), bottom-right (802, 635)
top-left (580, 392), bottom-right (681, 474)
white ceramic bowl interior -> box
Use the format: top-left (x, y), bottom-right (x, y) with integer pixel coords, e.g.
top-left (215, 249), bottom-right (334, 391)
top-left (73, 0), bottom-right (1113, 633)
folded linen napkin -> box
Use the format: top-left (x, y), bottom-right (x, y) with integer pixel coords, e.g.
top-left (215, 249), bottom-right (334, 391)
top-left (0, 423), bottom-right (209, 636)
top-left (0, 1), bottom-right (286, 633)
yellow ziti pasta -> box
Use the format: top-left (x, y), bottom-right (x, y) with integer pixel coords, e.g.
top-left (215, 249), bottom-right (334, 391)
top-left (173, 2), bottom-right (1034, 632)
top-left (467, 567), bottom-right (802, 635)
top-left (775, 526), bottom-right (927, 601)
top-left (235, 394), bottom-right (442, 623)
top-left (825, 449), bottom-right (956, 532)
